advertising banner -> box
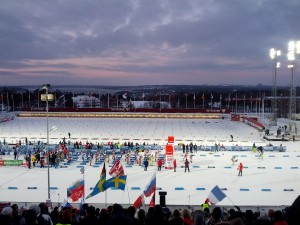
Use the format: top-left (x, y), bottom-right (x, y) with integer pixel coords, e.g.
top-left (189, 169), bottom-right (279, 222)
top-left (0, 160), bottom-right (4, 166)
top-left (165, 144), bottom-right (174, 169)
top-left (4, 160), bottom-right (23, 166)
top-left (168, 136), bottom-right (174, 144)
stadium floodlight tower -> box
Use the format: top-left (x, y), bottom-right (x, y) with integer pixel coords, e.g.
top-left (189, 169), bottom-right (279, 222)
top-left (287, 41), bottom-right (300, 121)
top-left (41, 84), bottom-right (55, 203)
top-left (270, 48), bottom-right (281, 126)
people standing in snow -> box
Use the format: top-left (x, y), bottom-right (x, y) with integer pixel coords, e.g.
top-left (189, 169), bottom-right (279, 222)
top-left (173, 159), bottom-right (177, 172)
top-left (238, 162), bottom-right (243, 176)
top-left (157, 159), bottom-right (163, 171)
top-left (184, 159), bottom-right (190, 172)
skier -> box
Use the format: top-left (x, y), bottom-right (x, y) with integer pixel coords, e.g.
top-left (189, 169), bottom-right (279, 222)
top-left (144, 157), bottom-right (149, 171)
top-left (258, 146), bottom-right (264, 159)
top-left (231, 156), bottom-right (238, 165)
top-left (157, 158), bottom-right (163, 171)
top-left (26, 153), bottom-right (31, 169)
top-left (184, 159), bottom-right (190, 172)
top-left (173, 159), bottom-right (177, 172)
top-left (238, 162), bottom-right (243, 176)
top-left (149, 154), bottom-right (154, 166)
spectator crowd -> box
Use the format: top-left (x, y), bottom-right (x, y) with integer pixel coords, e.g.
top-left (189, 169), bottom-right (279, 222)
top-left (1, 197), bottom-right (300, 225)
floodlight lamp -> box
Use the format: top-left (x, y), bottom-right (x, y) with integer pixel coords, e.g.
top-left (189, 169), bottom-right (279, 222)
top-left (277, 50), bottom-right (281, 56)
top-left (287, 52), bottom-right (295, 61)
top-left (288, 65), bottom-right (294, 68)
top-left (270, 48), bottom-right (275, 59)
top-left (288, 41), bottom-right (295, 51)
top-left (276, 62), bottom-right (280, 68)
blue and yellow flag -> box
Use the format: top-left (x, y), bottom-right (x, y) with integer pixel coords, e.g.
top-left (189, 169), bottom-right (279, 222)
top-left (105, 175), bottom-right (127, 191)
top-left (86, 163), bottom-right (107, 199)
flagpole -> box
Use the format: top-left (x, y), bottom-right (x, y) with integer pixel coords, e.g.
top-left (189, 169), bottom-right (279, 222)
top-left (83, 167), bottom-right (85, 202)
top-left (105, 187), bottom-right (107, 207)
top-left (7, 92), bottom-right (9, 110)
top-left (21, 92), bottom-right (23, 109)
top-left (29, 91), bottom-right (31, 108)
top-left (126, 185), bottom-right (131, 205)
top-left (224, 194), bottom-right (238, 207)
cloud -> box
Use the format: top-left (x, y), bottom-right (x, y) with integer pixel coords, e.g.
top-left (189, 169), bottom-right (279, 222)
top-left (0, 0), bottom-right (299, 86)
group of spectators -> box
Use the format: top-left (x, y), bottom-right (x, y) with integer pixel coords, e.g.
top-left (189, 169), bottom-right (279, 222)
top-left (1, 198), bottom-right (300, 225)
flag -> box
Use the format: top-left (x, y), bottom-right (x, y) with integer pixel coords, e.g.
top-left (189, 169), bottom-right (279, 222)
top-left (202, 94), bottom-right (205, 99)
top-left (144, 173), bottom-right (156, 197)
top-left (206, 185), bottom-right (226, 205)
top-left (122, 92), bottom-right (127, 99)
top-left (109, 159), bottom-right (125, 177)
top-left (211, 93), bottom-right (213, 99)
top-left (193, 93), bottom-right (195, 100)
top-left (105, 175), bottom-right (127, 191)
top-left (133, 194), bottom-right (145, 209)
top-left (61, 199), bottom-right (73, 208)
top-left (220, 94), bottom-right (222, 100)
top-left (67, 178), bottom-right (84, 202)
top-left (149, 192), bottom-right (155, 207)
top-left (86, 163), bottom-right (107, 199)
top-left (80, 198), bottom-right (84, 210)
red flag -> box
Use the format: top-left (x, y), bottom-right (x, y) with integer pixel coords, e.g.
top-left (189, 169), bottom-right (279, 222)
top-left (109, 159), bottom-right (125, 177)
top-left (67, 178), bottom-right (84, 202)
top-left (133, 194), bottom-right (144, 209)
top-left (149, 192), bottom-right (155, 207)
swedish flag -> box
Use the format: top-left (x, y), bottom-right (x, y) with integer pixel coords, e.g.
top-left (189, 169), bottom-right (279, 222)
top-left (105, 175), bottom-right (127, 191)
top-left (86, 163), bottom-right (107, 199)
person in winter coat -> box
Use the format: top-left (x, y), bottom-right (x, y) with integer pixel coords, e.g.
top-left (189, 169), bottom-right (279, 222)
top-left (157, 159), bottom-right (163, 171)
top-left (173, 159), bottom-right (177, 172)
top-left (181, 208), bottom-right (193, 225)
top-left (169, 209), bottom-right (184, 225)
top-left (0, 207), bottom-right (13, 225)
top-left (273, 210), bottom-right (288, 225)
top-left (144, 158), bottom-right (149, 171)
top-left (184, 159), bottom-right (190, 172)
top-left (106, 204), bottom-right (133, 225)
top-left (193, 210), bottom-right (205, 225)
top-left (238, 163), bottom-right (243, 176)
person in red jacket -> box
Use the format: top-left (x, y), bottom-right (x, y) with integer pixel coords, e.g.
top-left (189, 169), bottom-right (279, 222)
top-left (157, 159), bottom-right (163, 171)
top-left (238, 162), bottom-right (243, 176)
top-left (173, 159), bottom-right (177, 172)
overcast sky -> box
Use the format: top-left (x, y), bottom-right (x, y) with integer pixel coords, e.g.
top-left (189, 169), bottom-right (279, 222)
top-left (0, 0), bottom-right (299, 86)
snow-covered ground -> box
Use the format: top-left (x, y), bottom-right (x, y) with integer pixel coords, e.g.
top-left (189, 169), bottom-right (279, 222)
top-left (0, 114), bottom-right (299, 210)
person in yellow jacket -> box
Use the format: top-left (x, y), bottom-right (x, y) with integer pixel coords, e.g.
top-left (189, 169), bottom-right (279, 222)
top-left (32, 154), bottom-right (37, 167)
top-left (202, 198), bottom-right (210, 211)
top-left (149, 154), bottom-right (154, 166)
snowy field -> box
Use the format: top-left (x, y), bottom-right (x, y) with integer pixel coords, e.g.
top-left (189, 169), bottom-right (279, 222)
top-left (0, 115), bottom-right (300, 210)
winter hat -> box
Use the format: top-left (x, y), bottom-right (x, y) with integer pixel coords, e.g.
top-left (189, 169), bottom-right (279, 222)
top-left (29, 205), bottom-right (41, 216)
top-left (1, 207), bottom-right (13, 215)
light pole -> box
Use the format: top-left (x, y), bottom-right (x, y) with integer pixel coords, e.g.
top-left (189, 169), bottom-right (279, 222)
top-left (270, 48), bottom-right (281, 125)
top-left (41, 84), bottom-right (54, 201)
top-left (287, 40), bottom-right (300, 120)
